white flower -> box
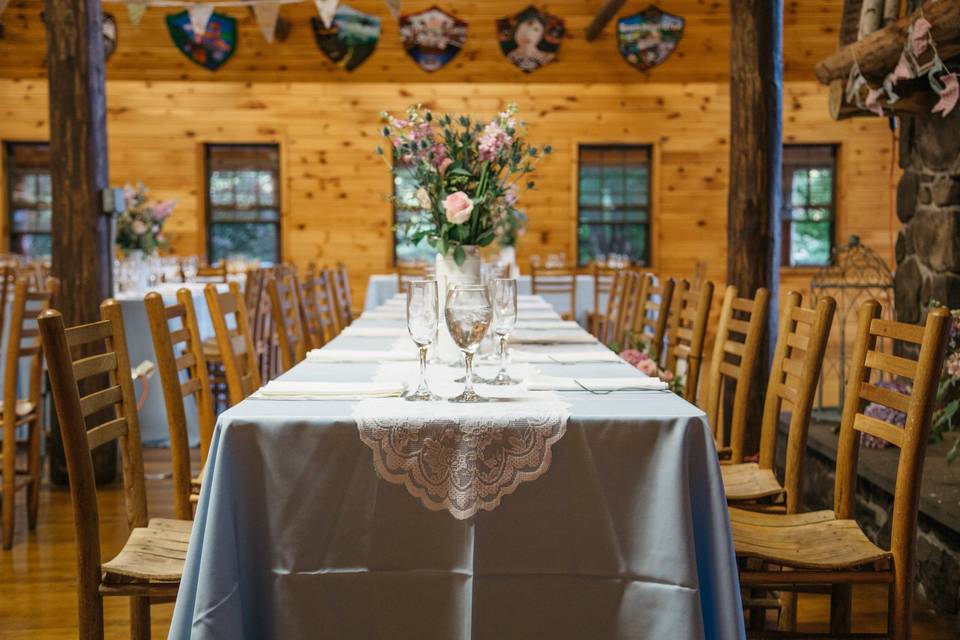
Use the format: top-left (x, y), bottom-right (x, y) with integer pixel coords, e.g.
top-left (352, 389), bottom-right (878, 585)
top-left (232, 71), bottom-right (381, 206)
top-left (415, 187), bottom-right (431, 210)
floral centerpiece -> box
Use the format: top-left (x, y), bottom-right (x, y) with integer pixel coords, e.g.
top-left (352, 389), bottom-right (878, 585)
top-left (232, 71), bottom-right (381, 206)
top-left (619, 348), bottom-right (683, 396)
top-left (377, 103), bottom-right (549, 266)
top-left (115, 183), bottom-right (175, 257)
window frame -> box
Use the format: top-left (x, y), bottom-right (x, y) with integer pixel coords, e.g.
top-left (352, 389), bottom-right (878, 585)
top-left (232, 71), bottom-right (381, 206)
top-left (780, 143), bottom-right (838, 268)
top-left (4, 140), bottom-right (53, 258)
top-left (575, 143), bottom-right (653, 269)
top-left (203, 142), bottom-right (282, 265)
top-left (391, 158), bottom-right (435, 266)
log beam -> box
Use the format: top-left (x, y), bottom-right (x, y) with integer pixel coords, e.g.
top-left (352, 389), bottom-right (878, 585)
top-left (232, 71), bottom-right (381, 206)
top-left (584, 0), bottom-right (627, 42)
top-left (728, 0), bottom-right (782, 454)
top-left (815, 0), bottom-right (960, 85)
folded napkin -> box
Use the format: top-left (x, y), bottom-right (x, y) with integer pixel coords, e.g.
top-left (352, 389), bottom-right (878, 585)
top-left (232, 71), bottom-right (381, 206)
top-left (526, 376), bottom-right (668, 392)
top-left (361, 310), bottom-right (408, 320)
top-left (515, 320), bottom-right (581, 330)
top-left (518, 311), bottom-right (562, 320)
top-left (511, 350), bottom-right (623, 364)
top-left (307, 349), bottom-right (415, 363)
top-left (340, 326), bottom-right (409, 337)
top-left (254, 380), bottom-right (406, 399)
top-left (511, 331), bottom-right (597, 345)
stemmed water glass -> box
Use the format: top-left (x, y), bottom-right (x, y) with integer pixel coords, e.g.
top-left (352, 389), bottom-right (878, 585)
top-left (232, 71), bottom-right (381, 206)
top-left (406, 280), bottom-right (441, 401)
top-left (445, 284), bottom-right (493, 403)
top-left (487, 279), bottom-right (520, 385)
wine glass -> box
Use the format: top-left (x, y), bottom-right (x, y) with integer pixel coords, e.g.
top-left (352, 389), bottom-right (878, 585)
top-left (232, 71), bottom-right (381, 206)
top-left (445, 284), bottom-right (493, 403)
top-left (406, 280), bottom-right (441, 401)
top-left (487, 279), bottom-right (520, 385)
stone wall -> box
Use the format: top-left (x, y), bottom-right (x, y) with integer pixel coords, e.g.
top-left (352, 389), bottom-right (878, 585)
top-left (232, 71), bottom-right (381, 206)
top-left (894, 109), bottom-right (960, 322)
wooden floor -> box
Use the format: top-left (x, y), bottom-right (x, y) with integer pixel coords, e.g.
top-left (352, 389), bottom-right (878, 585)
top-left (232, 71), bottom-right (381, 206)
top-left (1, 449), bottom-right (957, 638)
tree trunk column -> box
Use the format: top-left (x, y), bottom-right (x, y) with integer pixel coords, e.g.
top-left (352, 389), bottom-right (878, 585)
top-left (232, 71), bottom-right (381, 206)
top-left (727, 1), bottom-right (782, 452)
top-left (44, 0), bottom-right (116, 485)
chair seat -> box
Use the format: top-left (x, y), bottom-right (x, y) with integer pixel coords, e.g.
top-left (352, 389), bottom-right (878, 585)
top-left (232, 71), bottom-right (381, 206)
top-left (0, 399), bottom-right (35, 417)
top-left (101, 518), bottom-right (191, 583)
top-left (730, 508), bottom-right (891, 570)
top-left (722, 462), bottom-right (784, 501)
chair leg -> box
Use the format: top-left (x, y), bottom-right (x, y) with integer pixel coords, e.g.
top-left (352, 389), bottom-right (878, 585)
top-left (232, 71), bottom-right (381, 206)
top-left (829, 583), bottom-right (852, 634)
top-left (778, 591), bottom-right (798, 631)
top-left (130, 596), bottom-right (151, 640)
top-left (2, 433), bottom-right (14, 549)
top-left (26, 417), bottom-right (42, 529)
top-left (890, 569), bottom-right (911, 640)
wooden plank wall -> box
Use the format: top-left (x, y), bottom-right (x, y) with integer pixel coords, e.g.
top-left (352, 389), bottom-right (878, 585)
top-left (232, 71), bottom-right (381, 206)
top-left (0, 0), bottom-right (897, 306)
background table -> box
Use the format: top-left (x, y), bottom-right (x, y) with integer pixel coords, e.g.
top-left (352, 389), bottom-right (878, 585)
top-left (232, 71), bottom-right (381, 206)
top-left (364, 273), bottom-right (600, 326)
top-left (171, 295), bottom-right (744, 640)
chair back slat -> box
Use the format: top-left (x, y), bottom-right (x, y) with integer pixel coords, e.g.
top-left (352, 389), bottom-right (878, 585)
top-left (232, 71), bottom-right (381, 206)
top-left (531, 264), bottom-right (577, 321)
top-left (86, 417), bottom-right (129, 451)
top-left (329, 265), bottom-right (354, 330)
top-left (397, 262), bottom-right (429, 294)
top-left (268, 275), bottom-right (307, 373)
top-left (299, 272), bottom-right (338, 348)
top-left (590, 262), bottom-right (618, 335)
top-left (205, 282), bottom-right (261, 406)
top-left (145, 289), bottom-right (216, 519)
top-left (630, 274), bottom-right (675, 363)
top-left (665, 279), bottom-right (714, 405)
top-left (703, 285), bottom-right (770, 461)
top-left (599, 271), bottom-right (626, 346)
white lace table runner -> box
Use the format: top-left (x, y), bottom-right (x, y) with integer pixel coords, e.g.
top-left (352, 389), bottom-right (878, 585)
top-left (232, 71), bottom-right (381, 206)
top-left (351, 360), bottom-right (571, 520)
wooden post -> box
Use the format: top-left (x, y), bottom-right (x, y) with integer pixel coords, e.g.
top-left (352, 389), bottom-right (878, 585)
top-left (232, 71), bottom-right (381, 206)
top-left (44, 0), bottom-right (116, 485)
top-left (728, 0), bottom-right (782, 463)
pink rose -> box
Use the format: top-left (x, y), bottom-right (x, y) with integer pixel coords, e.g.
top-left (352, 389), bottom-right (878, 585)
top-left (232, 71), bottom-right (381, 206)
top-left (620, 349), bottom-right (647, 367)
top-left (131, 220), bottom-right (148, 235)
top-left (659, 369), bottom-right (674, 383)
top-left (443, 191), bottom-right (473, 225)
top-left (636, 359), bottom-right (658, 377)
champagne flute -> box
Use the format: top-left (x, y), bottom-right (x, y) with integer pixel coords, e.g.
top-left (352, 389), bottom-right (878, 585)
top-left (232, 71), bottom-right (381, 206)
top-left (445, 284), bottom-right (492, 403)
top-left (487, 279), bottom-right (519, 385)
top-left (406, 280), bottom-right (441, 401)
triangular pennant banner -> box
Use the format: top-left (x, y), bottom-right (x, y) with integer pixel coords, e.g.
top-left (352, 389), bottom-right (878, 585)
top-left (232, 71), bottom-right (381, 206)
top-left (253, 2), bottom-right (280, 43)
top-left (187, 3), bottom-right (215, 41)
top-left (126, 2), bottom-right (148, 27)
top-left (0, 0), bottom-right (11, 19)
top-left (383, 0), bottom-right (401, 19)
top-left (314, 0), bottom-right (338, 28)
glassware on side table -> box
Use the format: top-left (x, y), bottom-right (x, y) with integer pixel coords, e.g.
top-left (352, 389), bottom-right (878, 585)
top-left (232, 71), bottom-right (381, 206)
top-left (405, 280), bottom-right (441, 401)
top-left (445, 284), bottom-right (493, 403)
top-left (487, 278), bottom-right (520, 386)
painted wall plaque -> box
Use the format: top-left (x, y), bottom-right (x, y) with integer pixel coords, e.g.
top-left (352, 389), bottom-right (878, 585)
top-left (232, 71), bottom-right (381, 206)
top-left (398, 6), bottom-right (467, 73)
top-left (616, 5), bottom-right (684, 72)
top-left (165, 11), bottom-right (237, 71)
top-left (495, 5), bottom-right (565, 73)
top-left (311, 4), bottom-right (381, 71)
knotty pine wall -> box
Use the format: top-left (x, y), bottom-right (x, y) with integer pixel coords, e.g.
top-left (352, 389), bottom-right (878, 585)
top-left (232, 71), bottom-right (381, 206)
top-left (0, 1), bottom-right (898, 307)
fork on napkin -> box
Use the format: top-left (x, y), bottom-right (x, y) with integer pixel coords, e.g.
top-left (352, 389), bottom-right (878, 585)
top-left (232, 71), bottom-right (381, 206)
top-left (253, 380), bottom-right (407, 399)
top-left (525, 376), bottom-right (668, 391)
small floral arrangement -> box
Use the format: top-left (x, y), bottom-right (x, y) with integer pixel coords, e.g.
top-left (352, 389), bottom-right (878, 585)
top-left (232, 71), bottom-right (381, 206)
top-left (620, 348), bottom-right (684, 396)
top-left (377, 103), bottom-right (550, 265)
top-left (115, 183), bottom-right (175, 256)
top-left (930, 303), bottom-right (960, 463)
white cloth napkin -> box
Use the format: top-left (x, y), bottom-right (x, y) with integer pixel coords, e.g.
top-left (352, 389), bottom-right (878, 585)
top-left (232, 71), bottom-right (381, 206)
top-left (511, 350), bottom-right (623, 364)
top-left (525, 376), bottom-right (668, 392)
top-left (518, 311), bottom-right (562, 320)
top-left (254, 380), bottom-right (407, 399)
top-left (511, 331), bottom-right (597, 345)
top-left (515, 321), bottom-right (581, 330)
top-left (340, 326), bottom-right (409, 337)
top-left (361, 310), bottom-right (407, 320)
top-left (306, 349), bottom-right (415, 363)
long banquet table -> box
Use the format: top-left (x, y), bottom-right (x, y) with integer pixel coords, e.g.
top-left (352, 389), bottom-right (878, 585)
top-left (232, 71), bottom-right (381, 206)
top-left (170, 291), bottom-right (744, 639)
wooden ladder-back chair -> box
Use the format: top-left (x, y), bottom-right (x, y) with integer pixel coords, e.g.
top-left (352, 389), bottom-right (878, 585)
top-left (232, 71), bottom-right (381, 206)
top-left (205, 282), bottom-right (261, 407)
top-left (721, 293), bottom-right (836, 511)
top-left (329, 265), bottom-right (354, 331)
top-left (630, 274), bottom-right (675, 364)
top-left (144, 290), bottom-right (216, 520)
top-left (589, 261), bottom-right (619, 337)
top-left (530, 263), bottom-right (577, 321)
top-left (610, 271), bottom-right (643, 349)
top-left (38, 302), bottom-right (191, 640)
top-left (731, 302), bottom-right (951, 639)
top-left (1, 276), bottom-right (57, 549)
top-left (253, 267), bottom-right (280, 381)
top-left (195, 263), bottom-right (227, 283)
top-left (0, 265), bottom-right (18, 333)
top-left (702, 285), bottom-right (771, 462)
top-left (268, 274), bottom-right (308, 373)
top-left (397, 262), bottom-right (428, 295)
top-left (664, 279), bottom-right (715, 404)
top-left (299, 271), bottom-right (339, 348)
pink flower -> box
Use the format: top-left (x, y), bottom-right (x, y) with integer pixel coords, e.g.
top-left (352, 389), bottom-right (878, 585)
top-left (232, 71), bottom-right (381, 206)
top-left (152, 200), bottom-right (175, 220)
top-left (443, 191), bottom-right (473, 225)
top-left (659, 369), bottom-right (674, 383)
top-left (478, 120), bottom-right (512, 161)
top-left (946, 352), bottom-right (960, 380)
top-left (437, 157), bottom-right (453, 175)
top-left (131, 220), bottom-right (148, 235)
top-left (636, 359), bottom-right (658, 377)
top-left (619, 349), bottom-right (647, 367)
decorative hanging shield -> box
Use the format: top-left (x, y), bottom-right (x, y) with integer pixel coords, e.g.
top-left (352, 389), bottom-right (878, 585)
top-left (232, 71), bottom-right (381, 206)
top-left (311, 4), bottom-right (380, 72)
top-left (102, 13), bottom-right (117, 60)
top-left (495, 5), bottom-right (565, 73)
top-left (616, 5), bottom-right (684, 72)
top-left (166, 11), bottom-right (237, 71)
top-left (398, 6), bottom-right (467, 73)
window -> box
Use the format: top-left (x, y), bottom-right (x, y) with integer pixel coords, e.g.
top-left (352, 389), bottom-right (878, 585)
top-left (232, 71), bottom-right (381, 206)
top-left (4, 142), bottom-right (52, 258)
top-left (393, 162), bottom-right (436, 264)
top-left (205, 144), bottom-right (280, 265)
top-left (781, 145), bottom-right (836, 266)
top-left (577, 144), bottom-right (651, 267)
